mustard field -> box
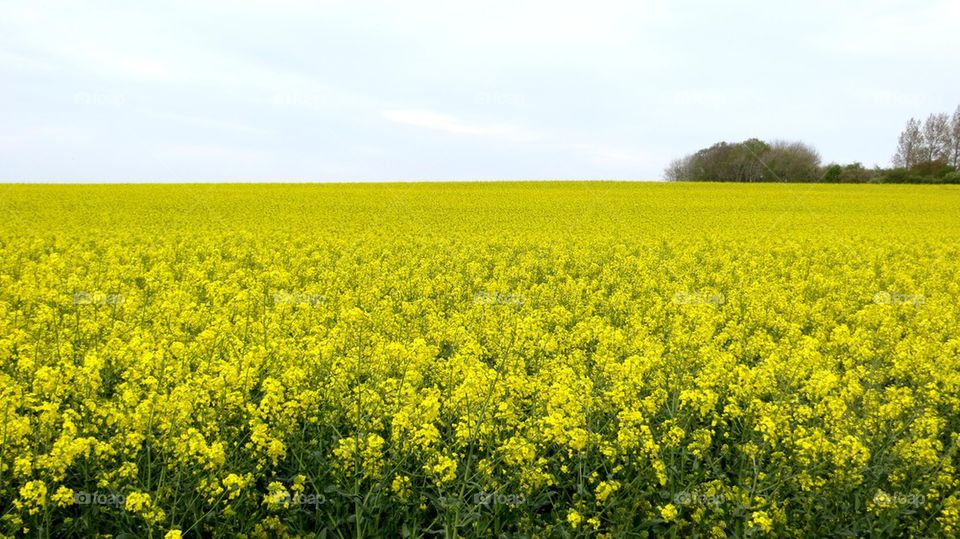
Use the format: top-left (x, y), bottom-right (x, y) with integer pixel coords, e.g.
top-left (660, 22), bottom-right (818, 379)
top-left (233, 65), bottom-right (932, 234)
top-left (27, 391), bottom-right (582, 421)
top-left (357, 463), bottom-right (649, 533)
top-left (2, 182), bottom-right (960, 537)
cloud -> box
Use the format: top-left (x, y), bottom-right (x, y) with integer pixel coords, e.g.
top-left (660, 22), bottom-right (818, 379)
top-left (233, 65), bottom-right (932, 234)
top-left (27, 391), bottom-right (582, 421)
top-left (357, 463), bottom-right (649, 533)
top-left (0, 126), bottom-right (92, 150)
top-left (382, 109), bottom-right (541, 142)
top-left (0, 48), bottom-right (59, 72)
top-left (114, 56), bottom-right (172, 81)
top-left (843, 88), bottom-right (924, 108)
top-left (162, 143), bottom-right (273, 163)
top-left (569, 143), bottom-right (662, 170)
top-left (144, 111), bottom-right (272, 136)
top-left (814, 0), bottom-right (959, 61)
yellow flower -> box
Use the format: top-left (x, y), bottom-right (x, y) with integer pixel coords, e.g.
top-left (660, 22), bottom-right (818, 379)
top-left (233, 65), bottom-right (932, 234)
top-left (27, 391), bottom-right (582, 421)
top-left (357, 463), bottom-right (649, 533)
top-left (749, 511), bottom-right (774, 533)
top-left (51, 486), bottom-right (75, 507)
top-left (125, 492), bottom-right (166, 524)
top-left (425, 454), bottom-right (458, 487)
top-left (333, 434), bottom-right (386, 479)
top-left (263, 481), bottom-right (291, 510)
top-left (125, 491), bottom-right (152, 512)
top-left (391, 475), bottom-right (412, 499)
top-left (567, 510), bottom-right (583, 529)
top-left (17, 480), bottom-right (48, 515)
top-left (595, 480), bottom-right (620, 504)
top-left (222, 473), bottom-right (252, 500)
top-left (660, 503), bottom-right (679, 522)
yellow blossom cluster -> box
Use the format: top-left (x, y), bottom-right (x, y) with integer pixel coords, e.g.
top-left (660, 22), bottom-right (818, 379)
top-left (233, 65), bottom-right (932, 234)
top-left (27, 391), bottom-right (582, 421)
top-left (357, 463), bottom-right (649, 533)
top-left (1, 182), bottom-right (959, 537)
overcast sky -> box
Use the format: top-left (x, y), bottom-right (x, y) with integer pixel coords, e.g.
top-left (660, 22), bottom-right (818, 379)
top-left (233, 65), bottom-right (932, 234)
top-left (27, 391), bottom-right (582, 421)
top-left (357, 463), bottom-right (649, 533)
top-left (2, 0), bottom-right (958, 182)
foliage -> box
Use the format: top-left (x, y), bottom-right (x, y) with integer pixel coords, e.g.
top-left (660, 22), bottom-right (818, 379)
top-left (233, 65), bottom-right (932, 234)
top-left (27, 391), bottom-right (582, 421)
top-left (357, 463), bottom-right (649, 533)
top-left (822, 162), bottom-right (879, 184)
top-left (667, 104), bottom-right (960, 184)
top-left (666, 139), bottom-right (821, 182)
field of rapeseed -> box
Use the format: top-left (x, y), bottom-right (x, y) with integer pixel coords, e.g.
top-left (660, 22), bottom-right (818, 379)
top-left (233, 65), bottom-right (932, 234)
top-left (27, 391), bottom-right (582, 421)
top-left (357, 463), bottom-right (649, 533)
top-left (2, 182), bottom-right (960, 538)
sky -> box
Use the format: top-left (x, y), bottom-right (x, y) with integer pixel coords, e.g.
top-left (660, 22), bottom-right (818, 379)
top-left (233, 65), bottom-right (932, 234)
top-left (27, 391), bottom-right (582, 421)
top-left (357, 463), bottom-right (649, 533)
top-left (1, 0), bottom-right (958, 182)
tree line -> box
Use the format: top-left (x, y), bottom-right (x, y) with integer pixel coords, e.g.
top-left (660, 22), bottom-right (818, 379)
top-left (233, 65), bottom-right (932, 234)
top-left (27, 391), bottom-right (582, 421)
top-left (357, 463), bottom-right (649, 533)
top-left (666, 105), bottom-right (960, 183)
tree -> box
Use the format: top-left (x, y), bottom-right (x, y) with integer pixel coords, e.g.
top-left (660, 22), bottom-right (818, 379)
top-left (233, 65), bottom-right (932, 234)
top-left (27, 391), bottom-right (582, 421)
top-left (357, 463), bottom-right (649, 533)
top-left (823, 164), bottom-right (843, 183)
top-left (921, 112), bottom-right (952, 163)
top-left (819, 162), bottom-right (877, 183)
top-left (664, 139), bottom-right (820, 182)
top-left (730, 138), bottom-right (771, 181)
top-left (664, 156), bottom-right (692, 181)
top-left (763, 140), bottom-right (821, 181)
top-left (893, 118), bottom-right (923, 169)
top-left (838, 162), bottom-right (875, 183)
top-left (951, 105), bottom-right (960, 168)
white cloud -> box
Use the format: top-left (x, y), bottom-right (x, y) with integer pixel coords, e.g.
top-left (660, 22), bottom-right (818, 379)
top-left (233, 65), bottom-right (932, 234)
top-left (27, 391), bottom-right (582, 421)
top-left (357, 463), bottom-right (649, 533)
top-left (0, 126), bottom-right (92, 149)
top-left (569, 143), bottom-right (662, 169)
top-left (114, 56), bottom-right (172, 81)
top-left (144, 111), bottom-right (272, 136)
top-left (408, 0), bottom-right (663, 48)
top-left (162, 143), bottom-right (273, 163)
top-left (382, 109), bottom-right (541, 142)
top-left (814, 0), bottom-right (960, 61)
top-left (844, 88), bottom-right (925, 108)
top-left (666, 90), bottom-right (733, 108)
top-left (0, 48), bottom-right (59, 72)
